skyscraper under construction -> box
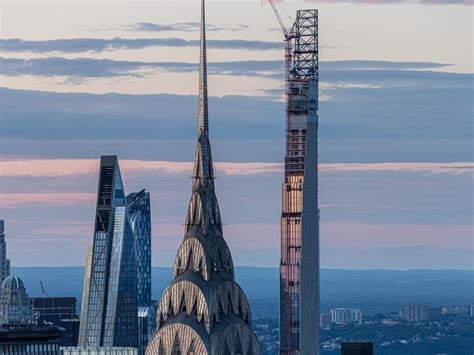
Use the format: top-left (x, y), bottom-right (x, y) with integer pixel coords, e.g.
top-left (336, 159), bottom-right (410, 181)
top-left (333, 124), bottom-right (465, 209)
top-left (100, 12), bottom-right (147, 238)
top-left (273, 7), bottom-right (320, 355)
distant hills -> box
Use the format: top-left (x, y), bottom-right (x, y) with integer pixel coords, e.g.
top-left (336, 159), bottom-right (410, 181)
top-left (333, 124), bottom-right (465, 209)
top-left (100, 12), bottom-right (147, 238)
top-left (12, 267), bottom-right (473, 318)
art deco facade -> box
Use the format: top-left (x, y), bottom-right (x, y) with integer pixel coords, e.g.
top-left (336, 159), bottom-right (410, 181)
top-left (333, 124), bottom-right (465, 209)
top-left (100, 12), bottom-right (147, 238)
top-left (146, 1), bottom-right (261, 353)
top-left (78, 156), bottom-right (138, 348)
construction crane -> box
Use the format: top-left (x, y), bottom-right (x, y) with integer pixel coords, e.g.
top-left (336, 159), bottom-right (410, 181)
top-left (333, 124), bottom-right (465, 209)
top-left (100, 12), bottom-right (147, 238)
top-left (268, 0), bottom-right (295, 40)
top-left (40, 281), bottom-right (49, 298)
top-left (267, 0), bottom-right (298, 113)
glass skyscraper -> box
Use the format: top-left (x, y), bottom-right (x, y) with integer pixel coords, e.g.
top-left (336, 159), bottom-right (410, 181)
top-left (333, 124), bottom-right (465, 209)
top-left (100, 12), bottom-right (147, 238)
top-left (78, 156), bottom-right (138, 348)
top-left (126, 190), bottom-right (155, 355)
top-left (126, 190), bottom-right (151, 306)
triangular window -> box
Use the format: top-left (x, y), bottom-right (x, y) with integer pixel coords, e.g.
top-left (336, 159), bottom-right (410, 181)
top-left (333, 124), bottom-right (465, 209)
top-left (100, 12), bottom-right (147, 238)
top-left (158, 340), bottom-right (165, 355)
top-left (171, 332), bottom-right (181, 354)
top-left (187, 339), bottom-right (196, 355)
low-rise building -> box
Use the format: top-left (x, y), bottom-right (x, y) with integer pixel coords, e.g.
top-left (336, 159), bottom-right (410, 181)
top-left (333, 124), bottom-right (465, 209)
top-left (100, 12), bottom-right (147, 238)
top-left (0, 324), bottom-right (61, 354)
top-left (31, 296), bottom-right (79, 346)
top-left (330, 308), bottom-right (362, 325)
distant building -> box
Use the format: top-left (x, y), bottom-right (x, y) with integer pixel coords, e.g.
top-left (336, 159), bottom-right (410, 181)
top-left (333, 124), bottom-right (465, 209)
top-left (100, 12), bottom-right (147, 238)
top-left (454, 306), bottom-right (468, 314)
top-left (0, 275), bottom-right (33, 325)
top-left (441, 306), bottom-right (454, 314)
top-left (61, 347), bottom-right (138, 355)
top-left (0, 324), bottom-right (62, 354)
top-left (31, 297), bottom-right (79, 346)
top-left (320, 313), bottom-right (332, 329)
top-left (78, 156), bottom-right (138, 348)
top-left (401, 303), bottom-right (428, 322)
top-left (341, 341), bottom-right (373, 355)
top-left (331, 308), bottom-right (362, 325)
top-left (0, 220), bottom-right (11, 283)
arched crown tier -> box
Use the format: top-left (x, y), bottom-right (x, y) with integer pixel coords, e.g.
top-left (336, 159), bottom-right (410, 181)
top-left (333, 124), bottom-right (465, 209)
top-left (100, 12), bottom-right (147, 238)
top-left (156, 279), bottom-right (252, 335)
top-left (173, 236), bottom-right (234, 281)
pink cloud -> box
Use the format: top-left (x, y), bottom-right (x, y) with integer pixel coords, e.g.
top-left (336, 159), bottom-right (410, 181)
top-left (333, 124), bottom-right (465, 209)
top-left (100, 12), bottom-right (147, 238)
top-left (0, 193), bottom-right (96, 208)
top-left (1, 159), bottom-right (472, 178)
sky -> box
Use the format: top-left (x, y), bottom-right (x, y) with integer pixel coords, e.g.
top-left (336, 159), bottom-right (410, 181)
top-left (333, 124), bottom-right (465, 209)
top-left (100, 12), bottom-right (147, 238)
top-left (0, 0), bottom-right (472, 269)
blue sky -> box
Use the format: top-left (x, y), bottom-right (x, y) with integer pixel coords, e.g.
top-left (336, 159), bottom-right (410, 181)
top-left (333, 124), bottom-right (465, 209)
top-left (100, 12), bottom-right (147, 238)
top-left (0, 0), bottom-right (472, 268)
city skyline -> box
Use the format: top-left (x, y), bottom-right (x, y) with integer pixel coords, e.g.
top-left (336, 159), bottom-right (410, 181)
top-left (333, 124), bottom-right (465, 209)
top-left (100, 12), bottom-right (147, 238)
top-left (0, 0), bottom-right (472, 270)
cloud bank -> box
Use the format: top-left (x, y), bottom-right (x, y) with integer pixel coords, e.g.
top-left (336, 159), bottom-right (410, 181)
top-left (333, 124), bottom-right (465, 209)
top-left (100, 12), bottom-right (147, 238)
top-left (1, 159), bottom-right (472, 178)
top-left (129, 22), bottom-right (250, 32)
top-left (1, 37), bottom-right (282, 53)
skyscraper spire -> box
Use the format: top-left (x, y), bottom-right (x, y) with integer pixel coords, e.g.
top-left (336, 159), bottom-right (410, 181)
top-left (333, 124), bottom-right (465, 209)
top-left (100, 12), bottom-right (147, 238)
top-left (186, 0), bottom-right (220, 238)
top-left (146, 1), bottom-right (261, 353)
top-left (198, 0), bottom-right (208, 133)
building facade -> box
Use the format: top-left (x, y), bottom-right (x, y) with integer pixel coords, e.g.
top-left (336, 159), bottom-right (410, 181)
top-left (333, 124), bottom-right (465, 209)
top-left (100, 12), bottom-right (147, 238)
top-left (137, 305), bottom-right (156, 355)
top-left (126, 190), bottom-right (154, 355)
top-left (0, 324), bottom-right (62, 355)
top-left (145, 1), bottom-right (261, 353)
top-left (0, 220), bottom-right (11, 283)
top-left (78, 156), bottom-right (138, 348)
top-left (0, 275), bottom-right (33, 325)
top-left (330, 309), bottom-right (362, 325)
top-left (61, 347), bottom-right (138, 355)
top-left (340, 342), bottom-right (373, 355)
top-left (279, 9), bottom-right (320, 355)
top-left (401, 304), bottom-right (428, 322)
top-left (126, 190), bottom-right (152, 307)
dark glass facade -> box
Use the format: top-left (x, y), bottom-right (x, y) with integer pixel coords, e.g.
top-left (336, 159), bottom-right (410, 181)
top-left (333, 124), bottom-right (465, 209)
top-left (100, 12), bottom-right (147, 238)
top-left (126, 190), bottom-right (154, 355)
top-left (78, 156), bottom-right (138, 348)
top-left (341, 342), bottom-right (374, 355)
top-left (126, 190), bottom-right (152, 306)
top-left (31, 297), bottom-right (77, 324)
